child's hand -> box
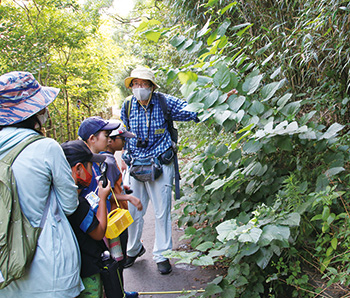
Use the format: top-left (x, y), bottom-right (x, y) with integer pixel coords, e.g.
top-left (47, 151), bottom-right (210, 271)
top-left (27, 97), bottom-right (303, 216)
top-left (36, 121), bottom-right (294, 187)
top-left (98, 179), bottom-right (111, 200)
top-left (128, 196), bottom-right (143, 211)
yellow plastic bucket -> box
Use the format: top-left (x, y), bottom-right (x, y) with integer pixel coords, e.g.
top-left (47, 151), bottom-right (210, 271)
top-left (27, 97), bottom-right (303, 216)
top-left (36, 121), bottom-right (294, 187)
top-left (105, 208), bottom-right (134, 239)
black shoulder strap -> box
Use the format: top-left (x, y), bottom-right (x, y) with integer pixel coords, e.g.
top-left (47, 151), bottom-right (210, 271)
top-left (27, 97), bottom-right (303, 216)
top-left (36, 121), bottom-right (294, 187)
top-left (124, 95), bottom-right (133, 130)
top-left (158, 92), bottom-right (181, 200)
top-left (158, 92), bottom-right (178, 144)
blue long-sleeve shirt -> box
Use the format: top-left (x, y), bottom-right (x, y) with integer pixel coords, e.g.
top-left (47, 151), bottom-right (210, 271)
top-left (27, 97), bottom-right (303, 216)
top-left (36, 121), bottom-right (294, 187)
top-left (121, 91), bottom-right (199, 159)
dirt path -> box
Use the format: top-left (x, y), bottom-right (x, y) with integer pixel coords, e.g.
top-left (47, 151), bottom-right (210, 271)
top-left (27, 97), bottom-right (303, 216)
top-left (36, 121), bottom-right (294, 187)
top-left (123, 200), bottom-right (221, 298)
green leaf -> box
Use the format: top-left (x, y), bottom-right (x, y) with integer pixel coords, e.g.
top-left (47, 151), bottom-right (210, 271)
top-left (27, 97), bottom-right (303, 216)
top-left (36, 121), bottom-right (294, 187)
top-left (249, 100), bottom-right (265, 115)
top-left (178, 71), bottom-right (198, 84)
top-left (229, 149), bottom-right (242, 163)
top-left (316, 174), bottom-right (329, 192)
top-left (144, 31), bottom-right (161, 43)
top-left (259, 225), bottom-right (290, 246)
top-left (320, 123), bottom-right (344, 139)
top-left (214, 161), bottom-right (228, 175)
top-left (311, 214), bottom-right (322, 221)
top-left (217, 20), bottom-right (231, 37)
top-left (166, 70), bottom-right (178, 85)
top-left (207, 30), bottom-right (217, 46)
top-left (300, 111), bottom-right (316, 124)
top-left (256, 42), bottom-right (272, 56)
top-left (221, 2), bottom-right (237, 14)
top-left (193, 255), bottom-right (214, 266)
top-left (204, 179), bottom-right (226, 192)
top-left (215, 144), bottom-right (228, 156)
top-left (214, 110), bottom-right (231, 125)
top-left (218, 35), bottom-right (228, 48)
top-left (204, 284), bottom-right (223, 296)
top-left (256, 247), bottom-right (274, 269)
top-left (238, 227), bottom-right (262, 243)
top-left (277, 93), bottom-right (292, 108)
top-left (240, 243), bottom-right (259, 256)
top-left (197, 18), bottom-right (211, 38)
top-left (260, 79), bottom-right (285, 102)
top-left (182, 102), bottom-right (204, 112)
top-left (242, 74), bottom-right (263, 95)
top-left (203, 158), bottom-right (216, 173)
top-left (280, 101), bottom-right (301, 116)
top-left (177, 39), bottom-right (194, 51)
top-left (229, 95), bottom-right (245, 112)
top-left (207, 0), bottom-right (219, 7)
top-left (236, 24), bottom-right (253, 37)
top-left (185, 226), bottom-right (197, 236)
top-left (211, 276), bottom-right (224, 285)
top-left (170, 35), bottom-right (186, 47)
top-left (221, 286), bottom-right (237, 298)
top-left (243, 140), bottom-right (262, 153)
top-left (277, 213), bottom-right (300, 227)
top-left (322, 206), bottom-right (330, 221)
top-left (270, 66), bottom-right (281, 79)
top-left (175, 252), bottom-right (200, 264)
top-left (331, 238), bottom-right (338, 250)
top-left (326, 246), bottom-right (333, 257)
top-left (233, 276), bottom-right (248, 287)
top-left (205, 144), bottom-right (216, 155)
top-left (180, 81), bottom-right (197, 98)
top-left (261, 52), bottom-right (274, 66)
top-left (245, 180), bottom-right (260, 195)
top-left (213, 65), bottom-right (231, 89)
top-left (216, 220), bottom-right (237, 242)
top-left (136, 18), bottom-right (161, 32)
top-left (187, 41), bottom-right (203, 53)
top-left (204, 89), bottom-right (220, 108)
top-left (195, 242), bottom-right (213, 253)
top-left (325, 167), bottom-right (345, 177)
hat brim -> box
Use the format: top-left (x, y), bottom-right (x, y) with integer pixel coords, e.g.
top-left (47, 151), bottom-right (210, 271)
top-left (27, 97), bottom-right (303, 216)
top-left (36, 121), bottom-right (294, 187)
top-left (90, 153), bottom-right (106, 164)
top-left (102, 122), bottom-right (121, 131)
top-left (124, 76), bottom-right (160, 89)
top-left (0, 86), bottom-right (60, 126)
top-left (120, 131), bottom-right (136, 138)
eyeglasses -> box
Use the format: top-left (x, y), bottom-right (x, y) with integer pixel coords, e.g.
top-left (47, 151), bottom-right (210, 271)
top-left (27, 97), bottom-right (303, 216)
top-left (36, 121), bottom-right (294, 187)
top-left (111, 136), bottom-right (125, 141)
top-left (131, 81), bottom-right (152, 88)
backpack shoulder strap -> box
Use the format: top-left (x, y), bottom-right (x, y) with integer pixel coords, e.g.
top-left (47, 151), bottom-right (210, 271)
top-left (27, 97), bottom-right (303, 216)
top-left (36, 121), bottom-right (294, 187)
top-left (2, 135), bottom-right (45, 165)
top-left (158, 92), bottom-right (178, 144)
top-left (157, 92), bottom-right (181, 200)
top-left (158, 92), bottom-right (169, 122)
top-left (124, 95), bottom-right (133, 130)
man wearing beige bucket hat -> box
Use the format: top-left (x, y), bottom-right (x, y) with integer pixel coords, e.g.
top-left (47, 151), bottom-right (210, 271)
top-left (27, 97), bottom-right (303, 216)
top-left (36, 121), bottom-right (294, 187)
top-left (121, 66), bottom-right (199, 274)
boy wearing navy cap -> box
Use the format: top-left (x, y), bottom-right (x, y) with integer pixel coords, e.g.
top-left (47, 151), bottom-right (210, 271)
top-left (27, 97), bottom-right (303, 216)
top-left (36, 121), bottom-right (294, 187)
top-left (78, 116), bottom-right (119, 206)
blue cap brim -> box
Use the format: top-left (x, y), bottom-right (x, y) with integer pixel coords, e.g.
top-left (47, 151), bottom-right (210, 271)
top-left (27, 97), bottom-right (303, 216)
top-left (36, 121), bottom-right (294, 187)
top-left (102, 122), bottom-right (120, 131)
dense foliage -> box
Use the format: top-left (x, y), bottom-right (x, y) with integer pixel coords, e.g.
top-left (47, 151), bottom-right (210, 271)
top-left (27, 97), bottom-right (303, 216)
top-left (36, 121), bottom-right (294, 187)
top-left (131, 0), bottom-right (350, 297)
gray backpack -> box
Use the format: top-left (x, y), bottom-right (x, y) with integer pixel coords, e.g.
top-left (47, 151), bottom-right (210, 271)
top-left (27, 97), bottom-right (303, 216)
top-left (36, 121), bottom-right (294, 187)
top-left (0, 135), bottom-right (49, 289)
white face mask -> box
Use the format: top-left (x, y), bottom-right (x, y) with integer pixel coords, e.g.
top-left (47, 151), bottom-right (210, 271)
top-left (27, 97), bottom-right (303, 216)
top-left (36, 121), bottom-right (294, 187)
top-left (133, 87), bottom-right (152, 101)
top-left (36, 108), bottom-right (49, 127)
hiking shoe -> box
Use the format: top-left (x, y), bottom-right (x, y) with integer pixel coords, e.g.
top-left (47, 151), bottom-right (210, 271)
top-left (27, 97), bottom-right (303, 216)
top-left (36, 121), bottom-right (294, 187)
top-left (125, 291), bottom-right (139, 298)
top-left (124, 245), bottom-right (146, 268)
top-left (157, 259), bottom-right (172, 275)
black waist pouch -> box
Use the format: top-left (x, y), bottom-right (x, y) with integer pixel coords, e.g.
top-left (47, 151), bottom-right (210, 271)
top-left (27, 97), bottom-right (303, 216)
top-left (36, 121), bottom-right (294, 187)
top-left (158, 147), bottom-right (175, 165)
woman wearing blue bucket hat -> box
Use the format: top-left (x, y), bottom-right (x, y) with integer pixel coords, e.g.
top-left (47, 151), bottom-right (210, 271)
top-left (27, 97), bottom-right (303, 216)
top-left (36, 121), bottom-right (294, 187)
top-left (0, 71), bottom-right (84, 297)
